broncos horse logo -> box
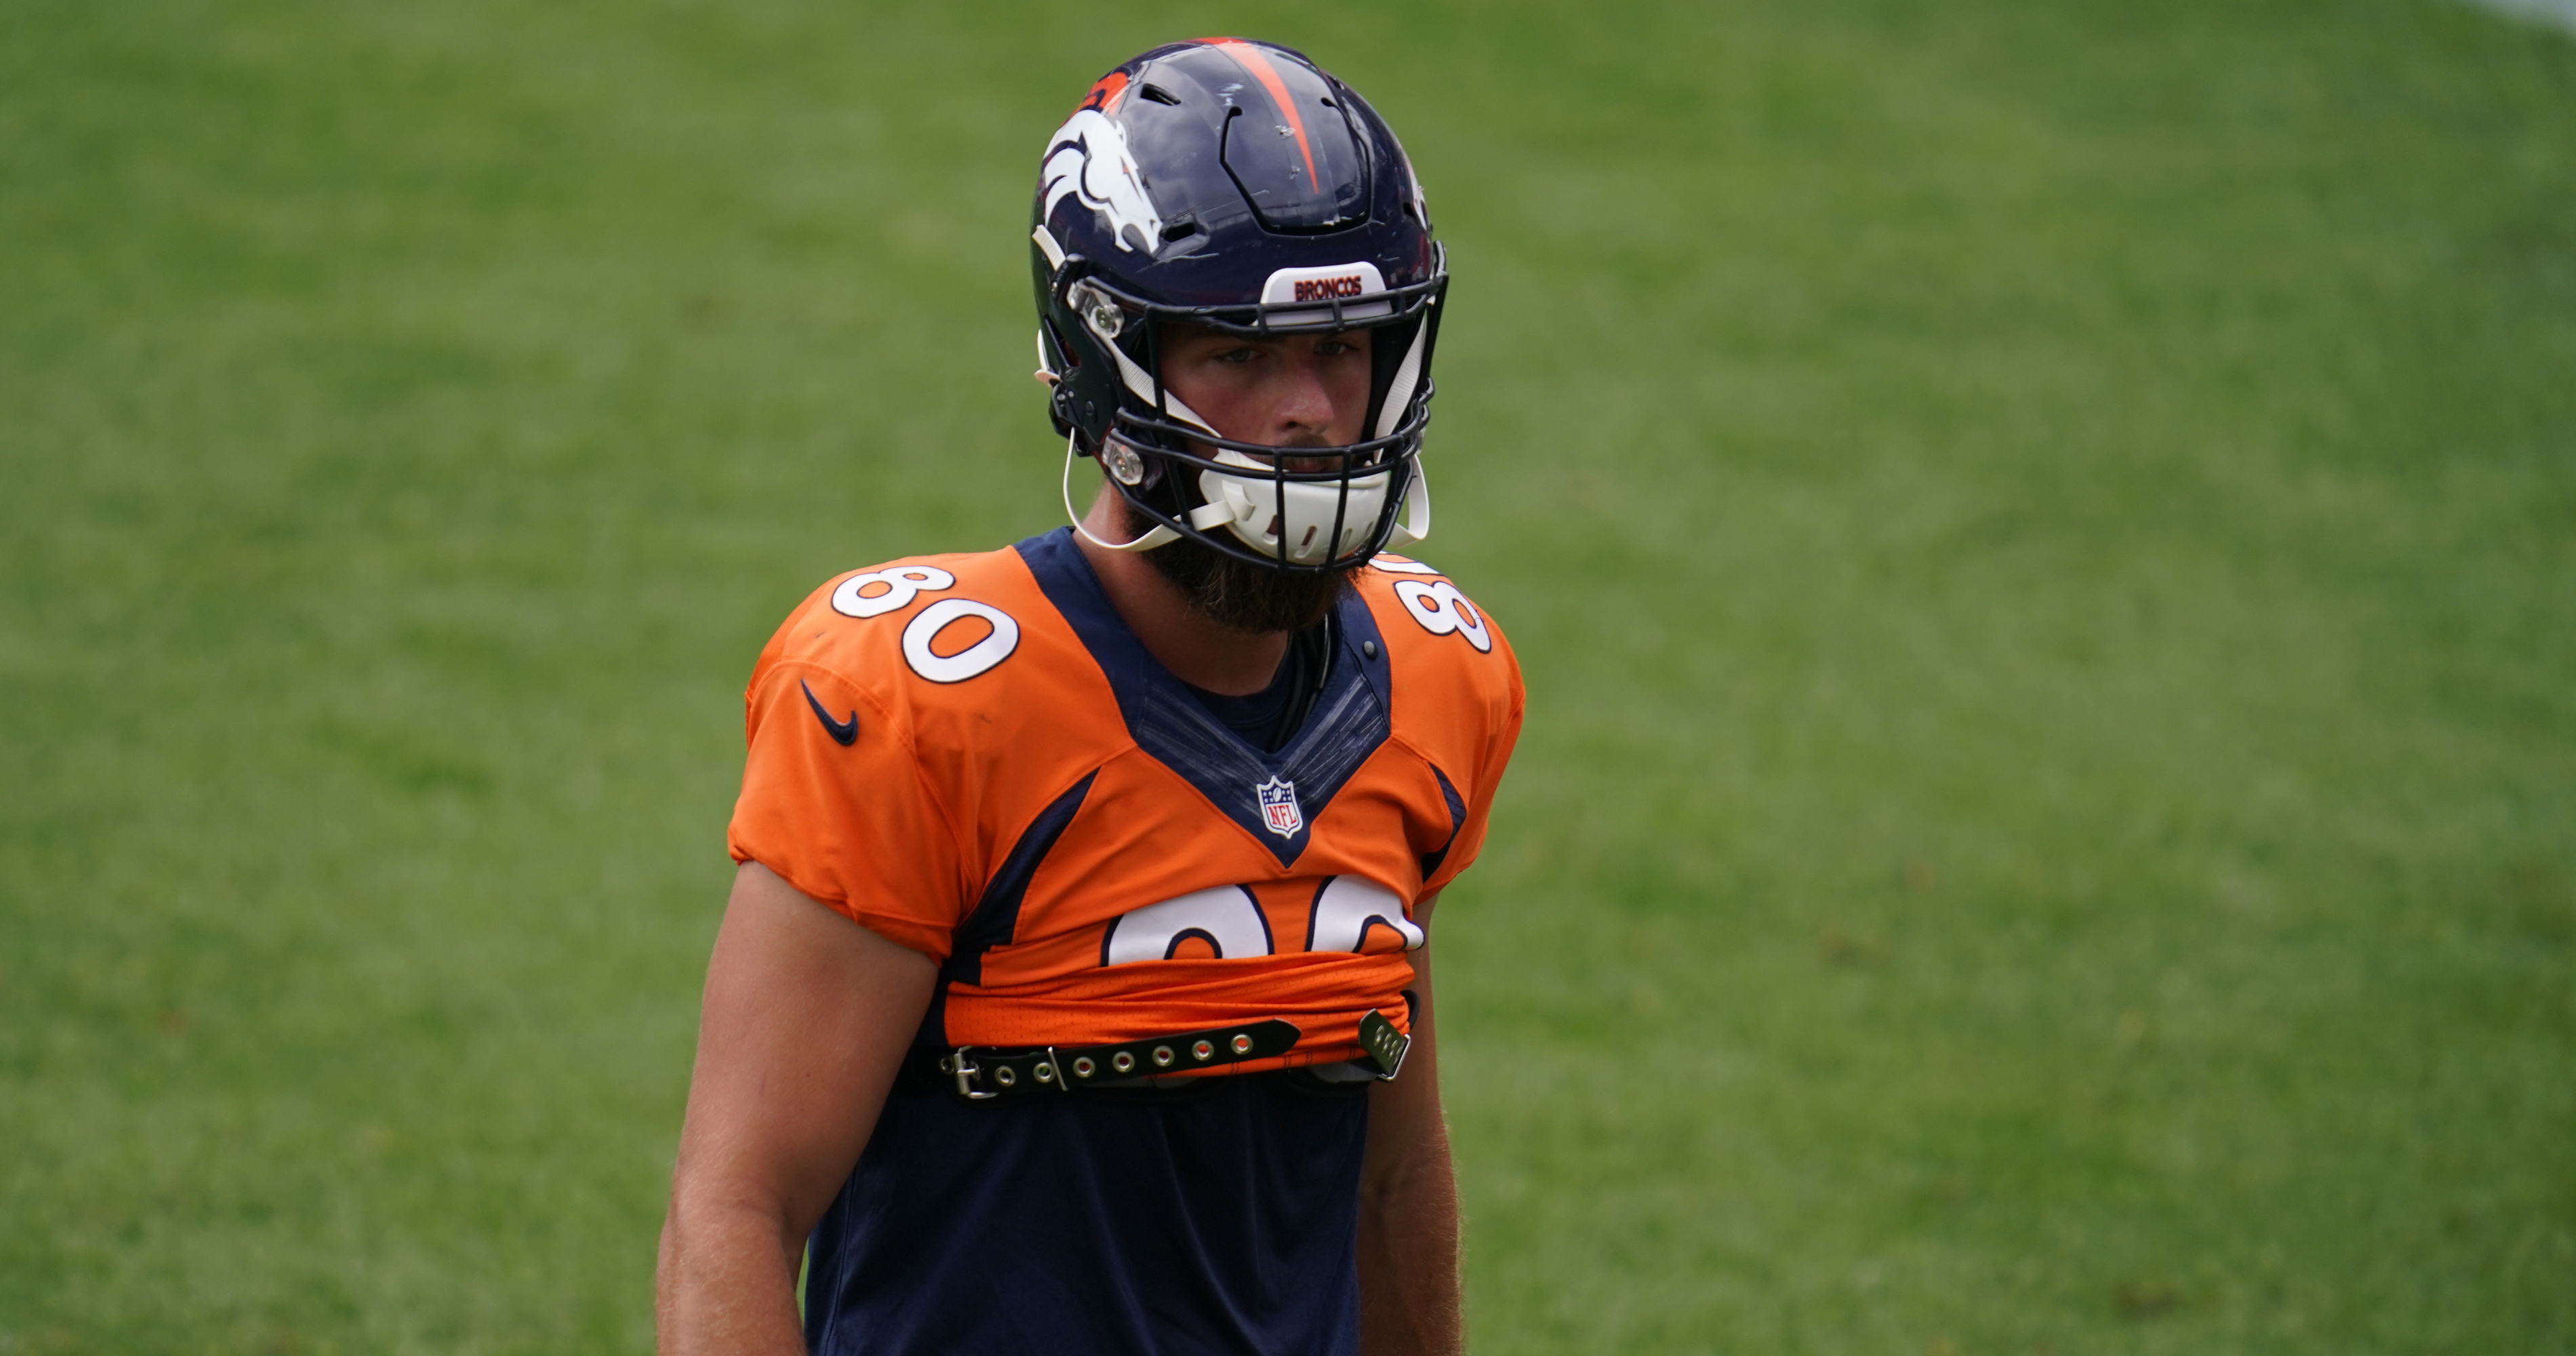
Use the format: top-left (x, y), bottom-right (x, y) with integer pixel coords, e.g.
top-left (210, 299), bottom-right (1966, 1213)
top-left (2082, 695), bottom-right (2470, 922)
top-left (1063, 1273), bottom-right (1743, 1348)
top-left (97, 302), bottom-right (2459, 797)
top-left (1041, 108), bottom-right (1164, 257)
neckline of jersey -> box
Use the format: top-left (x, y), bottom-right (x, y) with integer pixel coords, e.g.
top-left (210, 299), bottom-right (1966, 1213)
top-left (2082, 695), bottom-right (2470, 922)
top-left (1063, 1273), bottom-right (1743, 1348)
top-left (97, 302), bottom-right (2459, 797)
top-left (1181, 616), bottom-right (1334, 754)
top-left (1013, 527), bottom-right (1394, 866)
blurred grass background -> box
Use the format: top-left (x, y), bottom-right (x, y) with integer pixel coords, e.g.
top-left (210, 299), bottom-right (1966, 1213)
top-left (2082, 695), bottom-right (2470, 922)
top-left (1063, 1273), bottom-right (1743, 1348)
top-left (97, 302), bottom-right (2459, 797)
top-left (3, 0), bottom-right (2571, 1351)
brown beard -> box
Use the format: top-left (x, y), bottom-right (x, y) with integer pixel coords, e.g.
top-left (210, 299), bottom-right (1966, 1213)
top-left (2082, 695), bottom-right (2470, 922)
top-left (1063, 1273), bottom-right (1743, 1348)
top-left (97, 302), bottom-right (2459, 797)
top-left (1127, 499), bottom-right (1358, 633)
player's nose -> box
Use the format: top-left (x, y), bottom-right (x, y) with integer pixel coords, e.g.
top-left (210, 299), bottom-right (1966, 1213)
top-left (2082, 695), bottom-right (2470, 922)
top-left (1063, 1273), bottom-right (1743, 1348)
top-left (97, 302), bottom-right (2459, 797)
top-left (1270, 351), bottom-right (1344, 441)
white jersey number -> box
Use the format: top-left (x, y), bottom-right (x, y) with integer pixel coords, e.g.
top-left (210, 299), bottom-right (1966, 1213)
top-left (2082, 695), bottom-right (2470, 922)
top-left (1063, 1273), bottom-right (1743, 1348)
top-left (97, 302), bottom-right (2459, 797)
top-left (832, 565), bottom-right (956, 619)
top-left (1306, 876), bottom-right (1426, 953)
top-left (902, 598), bottom-right (1020, 683)
top-left (1102, 885), bottom-right (1272, 964)
top-left (1102, 875), bottom-right (1420, 967)
top-left (1393, 580), bottom-right (1492, 653)
top-left (831, 565), bottom-right (1018, 683)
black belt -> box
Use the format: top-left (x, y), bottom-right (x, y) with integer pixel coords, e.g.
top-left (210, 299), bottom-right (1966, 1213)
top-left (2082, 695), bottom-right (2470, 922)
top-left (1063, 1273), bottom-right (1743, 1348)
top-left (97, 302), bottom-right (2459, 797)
top-left (906, 1011), bottom-right (1411, 1102)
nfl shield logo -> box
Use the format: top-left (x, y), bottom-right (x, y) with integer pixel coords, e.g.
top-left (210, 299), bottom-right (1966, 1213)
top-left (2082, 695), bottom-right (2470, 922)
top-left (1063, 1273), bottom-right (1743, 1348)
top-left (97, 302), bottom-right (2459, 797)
top-left (1255, 776), bottom-right (1304, 839)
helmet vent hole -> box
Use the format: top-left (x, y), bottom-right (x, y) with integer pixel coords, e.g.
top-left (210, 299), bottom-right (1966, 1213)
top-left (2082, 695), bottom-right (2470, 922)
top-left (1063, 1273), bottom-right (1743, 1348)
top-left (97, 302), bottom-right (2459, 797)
top-left (1161, 218), bottom-right (1200, 243)
top-left (1139, 83), bottom-right (1181, 106)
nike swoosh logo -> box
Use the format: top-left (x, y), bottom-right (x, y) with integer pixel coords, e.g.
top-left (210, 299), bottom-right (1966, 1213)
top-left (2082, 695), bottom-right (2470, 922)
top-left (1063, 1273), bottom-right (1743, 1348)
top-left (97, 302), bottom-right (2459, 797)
top-left (801, 680), bottom-right (858, 746)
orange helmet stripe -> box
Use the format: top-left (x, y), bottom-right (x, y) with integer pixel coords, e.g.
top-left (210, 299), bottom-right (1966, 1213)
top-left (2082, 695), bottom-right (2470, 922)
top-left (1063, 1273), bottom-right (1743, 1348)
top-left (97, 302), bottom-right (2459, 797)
top-left (1078, 69), bottom-right (1130, 115)
top-left (1205, 39), bottom-right (1318, 189)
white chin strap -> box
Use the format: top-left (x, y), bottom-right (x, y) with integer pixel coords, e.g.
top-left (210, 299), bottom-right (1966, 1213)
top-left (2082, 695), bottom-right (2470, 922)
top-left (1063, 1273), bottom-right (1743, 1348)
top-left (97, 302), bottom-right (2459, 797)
top-left (1063, 430), bottom-right (1432, 559)
top-left (1195, 451), bottom-right (1390, 566)
top-left (1385, 461), bottom-right (1430, 549)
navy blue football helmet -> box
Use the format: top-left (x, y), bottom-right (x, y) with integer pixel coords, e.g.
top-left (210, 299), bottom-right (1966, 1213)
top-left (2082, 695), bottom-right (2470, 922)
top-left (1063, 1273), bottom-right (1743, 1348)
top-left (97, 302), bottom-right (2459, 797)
top-left (1031, 39), bottom-right (1445, 572)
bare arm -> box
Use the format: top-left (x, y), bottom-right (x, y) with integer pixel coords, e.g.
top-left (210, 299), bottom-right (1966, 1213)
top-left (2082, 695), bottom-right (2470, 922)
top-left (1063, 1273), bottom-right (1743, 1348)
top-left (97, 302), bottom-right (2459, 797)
top-left (656, 861), bottom-right (938, 1356)
top-left (1358, 939), bottom-right (1463, 1356)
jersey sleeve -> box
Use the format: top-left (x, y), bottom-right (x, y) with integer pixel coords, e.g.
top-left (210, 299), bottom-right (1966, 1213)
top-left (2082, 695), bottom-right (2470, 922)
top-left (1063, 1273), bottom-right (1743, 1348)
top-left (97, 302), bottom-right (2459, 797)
top-left (726, 656), bottom-right (970, 961)
top-left (1422, 626), bottom-right (1527, 898)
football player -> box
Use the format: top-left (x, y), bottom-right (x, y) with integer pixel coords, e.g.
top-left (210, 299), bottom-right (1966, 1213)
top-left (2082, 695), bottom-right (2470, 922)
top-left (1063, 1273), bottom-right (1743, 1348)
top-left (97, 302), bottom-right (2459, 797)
top-left (658, 39), bottom-right (1522, 1356)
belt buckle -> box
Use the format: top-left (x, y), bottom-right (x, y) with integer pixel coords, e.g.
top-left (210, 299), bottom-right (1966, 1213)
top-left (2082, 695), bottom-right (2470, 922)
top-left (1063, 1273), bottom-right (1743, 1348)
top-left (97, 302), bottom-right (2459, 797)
top-left (946, 1047), bottom-right (1001, 1100)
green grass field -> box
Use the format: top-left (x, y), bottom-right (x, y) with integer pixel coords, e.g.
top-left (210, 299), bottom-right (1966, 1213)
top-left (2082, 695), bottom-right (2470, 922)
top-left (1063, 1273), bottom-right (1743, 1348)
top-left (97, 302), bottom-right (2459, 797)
top-left (5, 0), bottom-right (2572, 1351)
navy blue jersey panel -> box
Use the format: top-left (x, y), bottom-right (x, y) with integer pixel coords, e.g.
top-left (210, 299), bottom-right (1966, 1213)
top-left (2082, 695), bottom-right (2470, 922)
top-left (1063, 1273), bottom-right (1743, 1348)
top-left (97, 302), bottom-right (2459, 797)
top-left (1186, 619), bottom-right (1332, 753)
top-left (803, 1073), bottom-right (1368, 1355)
top-left (1416, 763), bottom-right (1468, 882)
top-left (1013, 529), bottom-right (1392, 866)
top-left (942, 771), bottom-right (1099, 991)
top-left (920, 769), bottom-right (1098, 1048)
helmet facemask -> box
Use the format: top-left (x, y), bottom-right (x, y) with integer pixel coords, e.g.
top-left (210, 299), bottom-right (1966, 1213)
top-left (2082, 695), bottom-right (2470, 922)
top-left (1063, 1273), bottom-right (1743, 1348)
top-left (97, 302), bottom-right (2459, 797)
top-left (1040, 255), bottom-right (1445, 576)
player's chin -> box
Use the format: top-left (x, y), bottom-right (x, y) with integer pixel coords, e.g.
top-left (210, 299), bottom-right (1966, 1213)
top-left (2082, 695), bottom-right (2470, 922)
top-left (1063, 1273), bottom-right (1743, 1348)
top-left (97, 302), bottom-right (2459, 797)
top-left (1138, 523), bottom-right (1359, 634)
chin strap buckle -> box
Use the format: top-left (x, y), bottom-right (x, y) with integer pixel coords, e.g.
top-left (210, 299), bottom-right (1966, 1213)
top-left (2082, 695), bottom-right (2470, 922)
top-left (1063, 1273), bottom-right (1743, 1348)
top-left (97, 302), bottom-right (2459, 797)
top-left (1062, 430), bottom-right (1180, 553)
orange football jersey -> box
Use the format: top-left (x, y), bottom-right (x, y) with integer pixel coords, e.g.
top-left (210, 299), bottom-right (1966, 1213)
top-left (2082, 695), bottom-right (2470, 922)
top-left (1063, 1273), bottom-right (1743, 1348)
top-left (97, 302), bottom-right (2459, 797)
top-left (726, 528), bottom-right (1523, 1071)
